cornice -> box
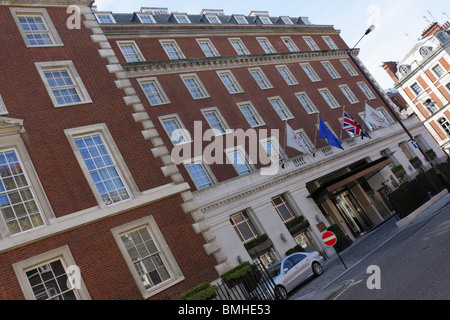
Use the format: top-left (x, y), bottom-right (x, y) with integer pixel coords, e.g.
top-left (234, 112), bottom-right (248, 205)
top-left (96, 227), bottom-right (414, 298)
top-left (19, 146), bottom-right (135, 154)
top-left (122, 48), bottom-right (359, 77)
top-left (194, 118), bottom-right (423, 213)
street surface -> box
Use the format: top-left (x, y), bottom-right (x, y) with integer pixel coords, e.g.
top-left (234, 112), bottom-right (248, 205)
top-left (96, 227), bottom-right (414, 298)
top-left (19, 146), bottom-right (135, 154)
top-left (290, 193), bottom-right (450, 300)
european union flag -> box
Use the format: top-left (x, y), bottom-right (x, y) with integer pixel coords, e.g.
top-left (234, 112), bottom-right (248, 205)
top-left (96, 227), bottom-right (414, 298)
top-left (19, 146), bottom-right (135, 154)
top-left (319, 118), bottom-right (344, 150)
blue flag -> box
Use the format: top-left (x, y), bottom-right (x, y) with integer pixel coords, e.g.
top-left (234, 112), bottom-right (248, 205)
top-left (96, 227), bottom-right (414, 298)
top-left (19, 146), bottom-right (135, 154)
top-left (319, 118), bottom-right (344, 150)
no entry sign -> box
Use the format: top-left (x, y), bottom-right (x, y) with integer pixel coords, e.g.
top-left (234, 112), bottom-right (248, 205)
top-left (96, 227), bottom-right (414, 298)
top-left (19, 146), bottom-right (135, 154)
top-left (322, 231), bottom-right (337, 247)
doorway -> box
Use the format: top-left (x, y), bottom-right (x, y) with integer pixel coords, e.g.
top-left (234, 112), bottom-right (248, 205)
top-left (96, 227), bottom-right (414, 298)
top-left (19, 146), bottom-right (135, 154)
top-left (333, 190), bottom-right (372, 237)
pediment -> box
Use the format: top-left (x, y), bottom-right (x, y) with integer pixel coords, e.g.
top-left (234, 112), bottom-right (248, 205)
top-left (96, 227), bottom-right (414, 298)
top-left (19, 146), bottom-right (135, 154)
top-left (0, 117), bottom-right (24, 137)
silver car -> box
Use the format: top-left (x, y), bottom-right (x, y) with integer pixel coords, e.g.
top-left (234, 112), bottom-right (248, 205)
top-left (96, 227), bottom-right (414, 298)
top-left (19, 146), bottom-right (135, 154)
top-left (269, 251), bottom-right (324, 299)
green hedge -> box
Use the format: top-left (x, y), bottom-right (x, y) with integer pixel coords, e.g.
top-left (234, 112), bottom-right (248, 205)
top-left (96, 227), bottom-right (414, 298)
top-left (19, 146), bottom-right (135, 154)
top-left (179, 282), bottom-right (218, 300)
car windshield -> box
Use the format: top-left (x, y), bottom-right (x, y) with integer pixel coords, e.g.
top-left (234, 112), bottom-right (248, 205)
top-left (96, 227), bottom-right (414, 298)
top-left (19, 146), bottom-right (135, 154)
top-left (268, 262), bottom-right (281, 277)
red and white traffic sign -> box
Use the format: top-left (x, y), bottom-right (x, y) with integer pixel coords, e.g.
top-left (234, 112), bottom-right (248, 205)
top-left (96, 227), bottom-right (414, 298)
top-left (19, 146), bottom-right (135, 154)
top-left (322, 231), bottom-right (337, 247)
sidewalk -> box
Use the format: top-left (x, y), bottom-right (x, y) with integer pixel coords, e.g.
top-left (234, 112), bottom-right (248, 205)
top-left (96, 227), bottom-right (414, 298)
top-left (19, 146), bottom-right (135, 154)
top-left (290, 192), bottom-right (450, 300)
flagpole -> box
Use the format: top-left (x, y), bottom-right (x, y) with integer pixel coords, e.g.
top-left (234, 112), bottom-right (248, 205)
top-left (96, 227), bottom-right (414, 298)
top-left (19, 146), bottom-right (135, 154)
top-left (282, 119), bottom-right (287, 169)
top-left (313, 112), bottom-right (320, 157)
top-left (339, 105), bottom-right (346, 141)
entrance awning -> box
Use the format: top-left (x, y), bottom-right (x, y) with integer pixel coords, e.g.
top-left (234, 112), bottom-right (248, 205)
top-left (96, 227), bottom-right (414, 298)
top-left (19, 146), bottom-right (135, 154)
top-left (308, 156), bottom-right (391, 202)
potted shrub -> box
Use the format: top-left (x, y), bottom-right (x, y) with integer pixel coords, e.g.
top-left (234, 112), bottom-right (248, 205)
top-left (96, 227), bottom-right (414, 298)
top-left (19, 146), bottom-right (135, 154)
top-left (391, 164), bottom-right (405, 179)
top-left (409, 157), bottom-right (422, 169)
top-left (425, 149), bottom-right (437, 161)
top-left (180, 282), bottom-right (218, 300)
top-left (244, 234), bottom-right (273, 258)
top-left (284, 216), bottom-right (310, 236)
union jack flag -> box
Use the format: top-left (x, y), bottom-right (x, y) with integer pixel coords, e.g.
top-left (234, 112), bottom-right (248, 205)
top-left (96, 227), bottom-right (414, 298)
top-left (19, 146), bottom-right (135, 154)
top-left (343, 111), bottom-right (371, 139)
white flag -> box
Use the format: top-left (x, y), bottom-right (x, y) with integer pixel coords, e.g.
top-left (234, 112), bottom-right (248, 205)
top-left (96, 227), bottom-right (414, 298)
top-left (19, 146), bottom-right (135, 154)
top-left (364, 103), bottom-right (390, 128)
top-left (286, 123), bottom-right (310, 154)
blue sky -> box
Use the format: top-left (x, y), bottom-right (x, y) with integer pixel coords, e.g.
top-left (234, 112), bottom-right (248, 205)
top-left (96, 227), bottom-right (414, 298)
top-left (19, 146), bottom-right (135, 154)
top-left (95, 0), bottom-right (449, 89)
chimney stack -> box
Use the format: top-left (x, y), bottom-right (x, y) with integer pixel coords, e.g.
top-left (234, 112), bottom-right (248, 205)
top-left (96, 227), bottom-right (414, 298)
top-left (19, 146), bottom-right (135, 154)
top-left (421, 22), bottom-right (443, 39)
top-left (382, 61), bottom-right (399, 82)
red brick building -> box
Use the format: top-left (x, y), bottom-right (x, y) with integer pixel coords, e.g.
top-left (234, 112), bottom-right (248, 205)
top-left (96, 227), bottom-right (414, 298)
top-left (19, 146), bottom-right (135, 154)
top-left (95, 7), bottom-right (441, 270)
top-left (0, 0), bottom-right (219, 300)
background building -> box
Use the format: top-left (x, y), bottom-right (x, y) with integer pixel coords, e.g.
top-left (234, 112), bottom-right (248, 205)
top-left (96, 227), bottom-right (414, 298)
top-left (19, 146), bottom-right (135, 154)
top-left (98, 7), bottom-right (443, 270)
top-left (0, 0), bottom-right (219, 300)
top-left (383, 22), bottom-right (450, 156)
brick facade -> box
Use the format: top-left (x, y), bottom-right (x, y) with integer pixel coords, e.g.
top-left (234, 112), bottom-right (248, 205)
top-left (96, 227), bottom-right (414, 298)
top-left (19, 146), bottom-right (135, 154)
top-left (0, 1), bottom-right (218, 300)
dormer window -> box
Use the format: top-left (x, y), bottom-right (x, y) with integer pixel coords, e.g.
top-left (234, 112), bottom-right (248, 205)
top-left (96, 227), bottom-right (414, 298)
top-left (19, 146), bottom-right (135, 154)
top-left (436, 31), bottom-right (449, 45)
top-left (419, 46), bottom-right (432, 57)
top-left (233, 15), bottom-right (248, 25)
top-left (94, 12), bottom-right (116, 24)
top-left (280, 16), bottom-right (293, 25)
top-left (205, 14), bottom-right (221, 24)
top-left (399, 65), bottom-right (411, 75)
top-left (173, 14), bottom-right (191, 24)
top-left (259, 16), bottom-right (272, 25)
top-left (137, 13), bottom-right (156, 24)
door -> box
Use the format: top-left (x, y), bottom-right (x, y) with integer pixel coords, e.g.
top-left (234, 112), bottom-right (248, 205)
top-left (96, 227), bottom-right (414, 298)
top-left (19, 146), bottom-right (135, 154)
top-left (334, 193), bottom-right (363, 236)
top-left (282, 253), bottom-right (307, 291)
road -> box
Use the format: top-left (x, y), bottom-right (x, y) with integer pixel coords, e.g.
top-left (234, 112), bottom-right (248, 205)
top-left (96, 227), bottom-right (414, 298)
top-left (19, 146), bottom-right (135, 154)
top-left (327, 202), bottom-right (450, 300)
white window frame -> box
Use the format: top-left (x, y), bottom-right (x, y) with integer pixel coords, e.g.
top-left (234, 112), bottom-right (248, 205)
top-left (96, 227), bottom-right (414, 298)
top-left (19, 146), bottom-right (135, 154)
top-left (357, 82), bottom-right (376, 100)
top-left (280, 17), bottom-right (294, 25)
top-left (180, 73), bottom-right (210, 100)
top-left (64, 124), bottom-right (139, 209)
top-left (322, 36), bottom-right (338, 50)
top-left (225, 146), bottom-right (253, 176)
top-left (35, 61), bottom-right (92, 108)
top-left (160, 40), bottom-right (185, 60)
top-left (339, 84), bottom-right (359, 104)
top-left (432, 64), bottom-right (445, 79)
top-left (340, 59), bottom-right (358, 76)
top-left (217, 70), bottom-right (244, 94)
top-left (10, 8), bottom-right (63, 48)
top-left (158, 114), bottom-right (191, 146)
top-left (201, 107), bottom-right (230, 135)
top-left (205, 14), bottom-right (221, 24)
top-left (94, 12), bottom-right (116, 24)
top-left (136, 13), bottom-right (156, 24)
top-left (260, 137), bottom-right (284, 162)
top-left (229, 38), bottom-right (250, 55)
top-left (410, 82), bottom-right (423, 96)
top-left (117, 41), bottom-right (145, 63)
top-left (173, 14), bottom-right (191, 24)
top-left (257, 37), bottom-right (276, 54)
top-left (138, 77), bottom-right (171, 106)
top-left (0, 95), bottom-right (8, 115)
top-left (0, 131), bottom-right (54, 239)
top-left (183, 157), bottom-right (216, 190)
top-left (294, 129), bottom-right (314, 154)
top-left (13, 245), bottom-right (91, 300)
top-left (111, 216), bottom-right (185, 299)
top-left (281, 37), bottom-right (299, 52)
top-left (295, 92), bottom-right (319, 114)
top-left (237, 101), bottom-right (265, 128)
top-left (249, 67), bottom-right (273, 90)
top-left (259, 16), bottom-right (273, 25)
top-left (303, 36), bottom-right (320, 51)
top-left (318, 88), bottom-right (340, 109)
top-left (268, 97), bottom-right (294, 120)
top-left (233, 15), bottom-right (249, 24)
top-left (276, 65), bottom-right (298, 86)
top-left (300, 63), bottom-right (321, 82)
top-left (321, 61), bottom-right (341, 79)
top-left (196, 39), bottom-right (220, 57)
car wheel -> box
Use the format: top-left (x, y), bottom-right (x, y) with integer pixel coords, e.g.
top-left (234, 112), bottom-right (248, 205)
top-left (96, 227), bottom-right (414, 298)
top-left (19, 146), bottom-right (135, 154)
top-left (275, 285), bottom-right (288, 300)
top-left (312, 261), bottom-right (323, 276)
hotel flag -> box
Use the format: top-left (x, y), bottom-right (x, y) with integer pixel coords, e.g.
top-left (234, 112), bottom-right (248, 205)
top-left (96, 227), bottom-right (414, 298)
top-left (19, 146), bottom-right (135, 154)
top-left (318, 118), bottom-right (344, 150)
top-left (364, 102), bottom-right (390, 128)
top-left (285, 122), bottom-right (310, 155)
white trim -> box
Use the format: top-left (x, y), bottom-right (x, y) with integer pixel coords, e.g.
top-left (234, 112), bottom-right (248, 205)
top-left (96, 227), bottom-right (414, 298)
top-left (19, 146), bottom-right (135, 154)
top-left (10, 7), bottom-right (63, 48)
top-left (137, 76), bottom-right (171, 106)
top-left (117, 40), bottom-right (145, 62)
top-left (35, 60), bottom-right (92, 108)
top-left (13, 245), bottom-right (91, 300)
top-left (111, 216), bottom-right (185, 299)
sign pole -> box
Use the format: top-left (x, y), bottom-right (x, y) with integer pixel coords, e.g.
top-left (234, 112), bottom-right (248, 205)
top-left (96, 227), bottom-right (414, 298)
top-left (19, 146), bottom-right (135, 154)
top-left (322, 231), bottom-right (347, 270)
top-left (334, 247), bottom-right (347, 270)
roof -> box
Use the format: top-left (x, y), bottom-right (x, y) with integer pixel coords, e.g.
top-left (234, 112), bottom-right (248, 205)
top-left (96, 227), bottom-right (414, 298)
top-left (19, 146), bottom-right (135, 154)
top-left (94, 10), bottom-right (312, 26)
